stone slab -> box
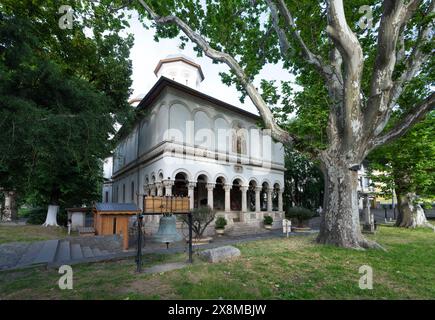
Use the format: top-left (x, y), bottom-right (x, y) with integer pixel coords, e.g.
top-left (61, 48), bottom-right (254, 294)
top-left (70, 243), bottom-right (83, 260)
top-left (33, 240), bottom-right (59, 264)
top-left (198, 245), bottom-right (241, 263)
top-left (55, 241), bottom-right (71, 262)
top-left (17, 242), bottom-right (44, 266)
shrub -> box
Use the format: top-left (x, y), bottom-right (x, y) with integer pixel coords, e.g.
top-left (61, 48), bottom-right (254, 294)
top-left (21, 207), bottom-right (68, 226)
top-left (263, 215), bottom-right (273, 225)
top-left (286, 207), bottom-right (314, 227)
top-left (21, 207), bottom-right (47, 225)
top-left (180, 206), bottom-right (216, 239)
top-left (421, 201), bottom-right (433, 210)
top-left (215, 216), bottom-right (227, 229)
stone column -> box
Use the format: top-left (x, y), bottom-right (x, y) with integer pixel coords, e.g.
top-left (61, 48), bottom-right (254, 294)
top-left (143, 185), bottom-right (150, 196)
top-left (255, 187), bottom-right (261, 212)
top-left (206, 183), bottom-right (215, 209)
top-left (278, 190), bottom-right (284, 212)
top-left (150, 185), bottom-right (157, 196)
top-left (267, 188), bottom-right (273, 212)
top-left (188, 182), bottom-right (196, 209)
top-left (156, 182), bottom-right (163, 197)
top-left (241, 186), bottom-right (248, 213)
top-left (362, 194), bottom-right (375, 233)
top-left (224, 184), bottom-right (232, 213)
top-left (163, 180), bottom-right (174, 196)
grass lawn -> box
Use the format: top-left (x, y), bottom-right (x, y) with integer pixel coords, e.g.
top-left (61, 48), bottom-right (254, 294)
top-left (0, 225), bottom-right (70, 244)
top-left (0, 226), bottom-right (434, 299)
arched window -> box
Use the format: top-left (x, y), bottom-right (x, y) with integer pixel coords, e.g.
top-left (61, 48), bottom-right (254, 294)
top-left (232, 124), bottom-right (247, 155)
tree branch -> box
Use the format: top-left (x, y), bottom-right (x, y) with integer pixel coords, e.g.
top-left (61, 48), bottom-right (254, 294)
top-left (371, 92), bottom-right (435, 148)
top-left (266, 0), bottom-right (344, 147)
top-left (266, 0), bottom-right (290, 56)
top-left (326, 0), bottom-right (364, 150)
top-left (137, 0), bottom-right (294, 146)
top-left (370, 0), bottom-right (433, 139)
top-left (270, 0), bottom-right (341, 85)
top-left (364, 0), bottom-right (421, 138)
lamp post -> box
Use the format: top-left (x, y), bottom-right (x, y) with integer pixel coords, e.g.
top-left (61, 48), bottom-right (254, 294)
top-left (136, 213), bottom-right (143, 273)
top-left (392, 187), bottom-right (396, 220)
top-left (136, 192), bottom-right (144, 273)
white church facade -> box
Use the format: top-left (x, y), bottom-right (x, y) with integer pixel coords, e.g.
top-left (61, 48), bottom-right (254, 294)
top-left (105, 55), bottom-right (285, 234)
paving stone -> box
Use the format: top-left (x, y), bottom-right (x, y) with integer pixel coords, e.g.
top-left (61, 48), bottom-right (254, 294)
top-left (17, 242), bottom-right (44, 266)
top-left (70, 243), bottom-right (83, 260)
top-left (81, 246), bottom-right (94, 258)
top-left (92, 248), bottom-right (103, 256)
top-left (33, 240), bottom-right (59, 264)
top-left (55, 241), bottom-right (71, 262)
top-left (0, 242), bottom-right (30, 270)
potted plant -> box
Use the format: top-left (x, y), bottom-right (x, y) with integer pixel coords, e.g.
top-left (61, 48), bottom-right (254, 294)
top-left (215, 216), bottom-right (227, 236)
top-left (263, 215), bottom-right (273, 229)
top-left (286, 207), bottom-right (314, 232)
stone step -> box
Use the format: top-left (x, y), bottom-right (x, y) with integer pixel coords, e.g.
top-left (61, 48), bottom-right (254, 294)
top-left (100, 250), bottom-right (109, 255)
top-left (92, 247), bottom-right (103, 257)
top-left (70, 243), bottom-right (83, 260)
top-left (16, 242), bottom-right (45, 266)
top-left (81, 246), bottom-right (94, 258)
top-left (33, 240), bottom-right (59, 264)
top-left (55, 241), bottom-right (71, 262)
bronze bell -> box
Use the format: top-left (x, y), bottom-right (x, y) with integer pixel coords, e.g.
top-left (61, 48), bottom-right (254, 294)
top-left (153, 214), bottom-right (182, 248)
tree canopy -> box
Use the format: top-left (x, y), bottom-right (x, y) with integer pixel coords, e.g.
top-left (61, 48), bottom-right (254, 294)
top-left (0, 0), bottom-right (134, 208)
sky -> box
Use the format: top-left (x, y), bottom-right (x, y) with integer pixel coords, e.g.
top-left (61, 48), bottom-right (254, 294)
top-left (124, 11), bottom-right (296, 116)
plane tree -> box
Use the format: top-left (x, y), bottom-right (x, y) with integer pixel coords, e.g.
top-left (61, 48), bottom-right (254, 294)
top-left (128, 0), bottom-right (434, 248)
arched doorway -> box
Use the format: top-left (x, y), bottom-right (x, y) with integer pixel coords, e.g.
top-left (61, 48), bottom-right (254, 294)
top-left (261, 182), bottom-right (269, 211)
top-left (214, 177), bottom-right (225, 210)
top-left (173, 172), bottom-right (188, 196)
top-left (231, 179), bottom-right (242, 211)
top-left (273, 183), bottom-right (280, 211)
top-left (248, 180), bottom-right (257, 211)
top-left (195, 174), bottom-right (208, 208)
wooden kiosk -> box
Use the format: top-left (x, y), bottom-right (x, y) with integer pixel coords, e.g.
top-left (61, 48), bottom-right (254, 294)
top-left (93, 203), bottom-right (141, 250)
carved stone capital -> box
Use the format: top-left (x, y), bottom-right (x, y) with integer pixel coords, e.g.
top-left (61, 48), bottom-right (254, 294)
top-left (223, 184), bottom-right (232, 191)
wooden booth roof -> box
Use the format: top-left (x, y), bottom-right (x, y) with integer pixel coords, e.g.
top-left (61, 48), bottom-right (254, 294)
top-left (65, 207), bottom-right (90, 213)
top-left (94, 203), bottom-right (141, 215)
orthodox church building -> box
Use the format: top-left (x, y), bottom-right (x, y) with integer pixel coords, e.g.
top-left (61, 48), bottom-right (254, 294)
top-left (103, 54), bottom-right (285, 234)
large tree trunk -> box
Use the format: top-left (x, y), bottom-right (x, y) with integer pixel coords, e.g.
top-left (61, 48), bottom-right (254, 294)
top-left (396, 193), bottom-right (434, 230)
top-left (1, 191), bottom-right (18, 222)
top-left (42, 187), bottom-right (60, 227)
top-left (316, 154), bottom-right (378, 249)
top-left (42, 205), bottom-right (60, 227)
